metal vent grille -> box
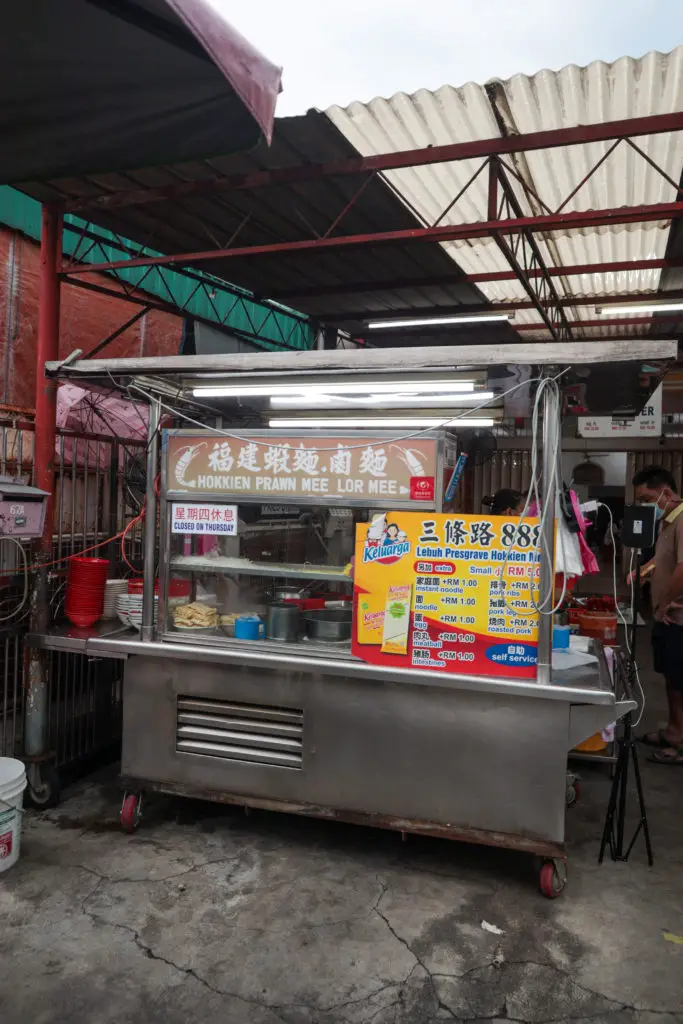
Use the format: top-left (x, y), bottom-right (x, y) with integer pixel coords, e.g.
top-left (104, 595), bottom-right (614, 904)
top-left (176, 697), bottom-right (303, 769)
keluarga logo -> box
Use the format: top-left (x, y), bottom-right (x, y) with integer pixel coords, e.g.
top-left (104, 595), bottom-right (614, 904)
top-left (362, 541), bottom-right (410, 566)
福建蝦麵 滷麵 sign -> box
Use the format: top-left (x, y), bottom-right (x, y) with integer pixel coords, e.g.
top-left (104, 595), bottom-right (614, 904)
top-left (166, 434), bottom-right (438, 504)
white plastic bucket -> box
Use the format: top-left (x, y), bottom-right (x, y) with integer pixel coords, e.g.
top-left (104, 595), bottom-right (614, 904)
top-left (0, 757), bottom-right (27, 873)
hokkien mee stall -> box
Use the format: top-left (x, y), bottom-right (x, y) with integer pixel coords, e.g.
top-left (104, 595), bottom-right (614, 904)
top-left (28, 339), bottom-right (674, 896)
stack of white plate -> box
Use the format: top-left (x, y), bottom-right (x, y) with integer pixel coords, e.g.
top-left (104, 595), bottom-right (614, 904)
top-left (116, 593), bottom-right (158, 630)
top-left (102, 579), bottom-right (128, 620)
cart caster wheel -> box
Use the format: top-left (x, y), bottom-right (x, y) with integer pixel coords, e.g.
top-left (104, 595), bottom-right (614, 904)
top-left (120, 793), bottom-right (142, 833)
top-left (566, 781), bottom-right (580, 808)
top-left (24, 764), bottom-right (61, 810)
top-left (539, 858), bottom-right (567, 898)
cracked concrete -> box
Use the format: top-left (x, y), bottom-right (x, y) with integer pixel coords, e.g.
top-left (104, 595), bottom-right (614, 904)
top-left (1, 672), bottom-right (683, 1022)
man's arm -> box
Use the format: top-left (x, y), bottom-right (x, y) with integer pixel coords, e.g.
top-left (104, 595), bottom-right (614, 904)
top-left (661, 564), bottom-right (683, 622)
top-left (662, 521), bottom-right (683, 621)
top-left (627, 556), bottom-right (655, 586)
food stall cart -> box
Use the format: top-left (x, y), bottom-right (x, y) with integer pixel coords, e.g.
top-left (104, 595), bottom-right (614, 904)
top-left (28, 340), bottom-right (673, 897)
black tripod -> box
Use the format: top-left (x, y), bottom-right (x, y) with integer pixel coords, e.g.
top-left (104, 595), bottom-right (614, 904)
top-left (598, 555), bottom-right (653, 865)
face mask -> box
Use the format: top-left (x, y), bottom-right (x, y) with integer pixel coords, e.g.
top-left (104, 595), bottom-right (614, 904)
top-left (642, 489), bottom-right (666, 522)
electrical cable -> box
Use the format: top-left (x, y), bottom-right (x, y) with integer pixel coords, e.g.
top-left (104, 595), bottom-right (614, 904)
top-left (526, 377), bottom-right (564, 615)
top-left (131, 371), bottom-right (569, 622)
top-left (599, 507), bottom-right (646, 727)
top-left (498, 374), bottom-right (566, 620)
top-left (0, 373), bottom-right (559, 589)
top-left (121, 511), bottom-right (144, 575)
top-left (126, 369), bottom-right (567, 622)
top-left (0, 472), bottom-right (160, 580)
top-left (0, 509), bottom-right (146, 578)
top-left (620, 532), bottom-right (646, 728)
top-left (0, 537), bottom-right (29, 622)
top-left (50, 580), bottom-right (66, 612)
top-left (127, 376), bottom-right (546, 454)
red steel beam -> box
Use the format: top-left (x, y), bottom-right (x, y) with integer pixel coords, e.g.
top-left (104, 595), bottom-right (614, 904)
top-left (64, 111), bottom-right (683, 212)
top-left (61, 200), bottom-right (683, 277)
top-left (487, 157), bottom-right (573, 341)
top-left (322, 290), bottom-right (683, 323)
top-left (265, 256), bottom-right (683, 301)
top-left (66, 275), bottom-right (677, 344)
top-left (34, 205), bottom-right (62, 553)
top-left (27, 205), bottom-right (63, 773)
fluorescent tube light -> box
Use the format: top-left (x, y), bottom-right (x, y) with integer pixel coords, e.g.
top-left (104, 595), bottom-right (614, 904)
top-left (193, 379), bottom-right (476, 398)
top-left (366, 313), bottom-right (512, 329)
top-left (595, 302), bottom-right (683, 315)
top-left (270, 391), bottom-right (495, 408)
top-left (268, 417), bottom-right (496, 428)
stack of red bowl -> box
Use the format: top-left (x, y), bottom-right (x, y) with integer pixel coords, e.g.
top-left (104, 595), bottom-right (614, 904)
top-left (126, 578), bottom-right (159, 595)
top-left (65, 557), bottom-right (110, 627)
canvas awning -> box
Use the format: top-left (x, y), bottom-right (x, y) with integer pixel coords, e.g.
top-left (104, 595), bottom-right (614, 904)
top-left (0, 0), bottom-right (282, 183)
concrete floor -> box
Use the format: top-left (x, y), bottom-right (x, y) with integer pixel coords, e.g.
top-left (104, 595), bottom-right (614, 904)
top-left (1, 675), bottom-right (682, 1023)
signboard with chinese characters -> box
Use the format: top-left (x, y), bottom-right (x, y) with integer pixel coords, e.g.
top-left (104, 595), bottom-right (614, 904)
top-left (352, 511), bottom-right (542, 679)
top-left (171, 503), bottom-right (238, 534)
top-left (577, 384), bottom-right (662, 438)
top-left (165, 432), bottom-right (440, 507)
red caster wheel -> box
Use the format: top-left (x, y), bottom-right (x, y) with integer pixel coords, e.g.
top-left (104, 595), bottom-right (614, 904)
top-left (539, 858), bottom-right (567, 898)
top-left (120, 793), bottom-right (142, 833)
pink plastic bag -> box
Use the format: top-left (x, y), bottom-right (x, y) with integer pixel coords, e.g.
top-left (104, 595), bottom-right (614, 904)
top-left (567, 489), bottom-right (599, 576)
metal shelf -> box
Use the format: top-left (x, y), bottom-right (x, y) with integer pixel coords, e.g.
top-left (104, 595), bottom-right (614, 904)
top-left (170, 554), bottom-right (353, 584)
top-left (160, 630), bottom-right (358, 659)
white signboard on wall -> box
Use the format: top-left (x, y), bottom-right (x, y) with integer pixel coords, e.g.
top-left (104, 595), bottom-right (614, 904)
top-left (171, 503), bottom-right (238, 534)
top-left (577, 385), bottom-right (662, 439)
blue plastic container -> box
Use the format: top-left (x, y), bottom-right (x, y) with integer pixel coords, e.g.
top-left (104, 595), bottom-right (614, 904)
top-left (234, 615), bottom-right (265, 641)
top-left (552, 624), bottom-right (571, 651)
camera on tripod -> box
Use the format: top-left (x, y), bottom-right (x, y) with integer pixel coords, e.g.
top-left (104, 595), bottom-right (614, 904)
top-left (598, 503), bottom-right (653, 866)
top-left (621, 504), bottom-right (657, 552)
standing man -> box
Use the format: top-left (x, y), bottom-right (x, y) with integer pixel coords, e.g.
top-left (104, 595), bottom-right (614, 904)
top-left (632, 466), bottom-right (683, 764)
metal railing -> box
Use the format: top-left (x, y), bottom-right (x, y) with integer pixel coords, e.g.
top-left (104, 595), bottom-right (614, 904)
top-left (0, 417), bottom-right (146, 771)
top-left (46, 651), bottom-right (124, 769)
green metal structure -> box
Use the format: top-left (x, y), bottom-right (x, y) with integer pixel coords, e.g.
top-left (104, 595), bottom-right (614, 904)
top-left (0, 187), bottom-right (313, 352)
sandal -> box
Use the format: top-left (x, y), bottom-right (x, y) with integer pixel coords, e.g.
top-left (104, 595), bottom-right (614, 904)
top-left (648, 747), bottom-right (683, 765)
top-left (640, 729), bottom-right (677, 748)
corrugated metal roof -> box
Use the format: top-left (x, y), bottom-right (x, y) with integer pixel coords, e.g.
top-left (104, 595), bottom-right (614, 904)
top-left (16, 113), bottom-right (517, 341)
top-left (326, 47), bottom-right (683, 329)
top-left (12, 48), bottom-right (683, 347)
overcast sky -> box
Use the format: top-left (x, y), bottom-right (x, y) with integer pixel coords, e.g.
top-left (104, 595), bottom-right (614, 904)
top-left (211, 0), bottom-right (683, 116)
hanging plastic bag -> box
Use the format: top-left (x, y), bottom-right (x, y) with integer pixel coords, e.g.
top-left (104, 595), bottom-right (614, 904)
top-left (555, 508), bottom-right (584, 577)
top-left (566, 489), bottom-right (599, 576)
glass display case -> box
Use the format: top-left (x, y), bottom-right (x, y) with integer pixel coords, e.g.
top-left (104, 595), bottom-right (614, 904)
top-left (158, 501), bottom-right (359, 654)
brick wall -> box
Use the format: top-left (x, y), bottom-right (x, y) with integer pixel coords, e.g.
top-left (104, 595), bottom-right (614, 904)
top-left (0, 226), bottom-right (182, 408)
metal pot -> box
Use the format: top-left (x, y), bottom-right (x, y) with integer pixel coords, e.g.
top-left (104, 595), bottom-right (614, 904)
top-left (270, 585), bottom-right (310, 603)
top-left (303, 608), bottom-right (352, 643)
top-left (266, 601), bottom-right (300, 642)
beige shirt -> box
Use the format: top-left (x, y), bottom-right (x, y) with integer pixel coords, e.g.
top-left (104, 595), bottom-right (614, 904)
top-left (651, 503), bottom-right (683, 624)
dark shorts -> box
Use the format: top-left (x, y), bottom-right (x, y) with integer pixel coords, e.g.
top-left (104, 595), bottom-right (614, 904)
top-left (651, 622), bottom-right (683, 690)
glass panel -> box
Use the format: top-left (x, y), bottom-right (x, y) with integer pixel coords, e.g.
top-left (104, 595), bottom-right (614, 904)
top-left (163, 503), bottom-right (369, 648)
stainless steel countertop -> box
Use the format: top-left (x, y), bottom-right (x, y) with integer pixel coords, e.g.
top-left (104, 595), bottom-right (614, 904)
top-left (27, 623), bottom-right (616, 705)
top-left (26, 620), bottom-right (136, 658)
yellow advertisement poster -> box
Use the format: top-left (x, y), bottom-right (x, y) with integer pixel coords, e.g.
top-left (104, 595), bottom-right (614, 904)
top-left (352, 511), bottom-right (541, 679)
